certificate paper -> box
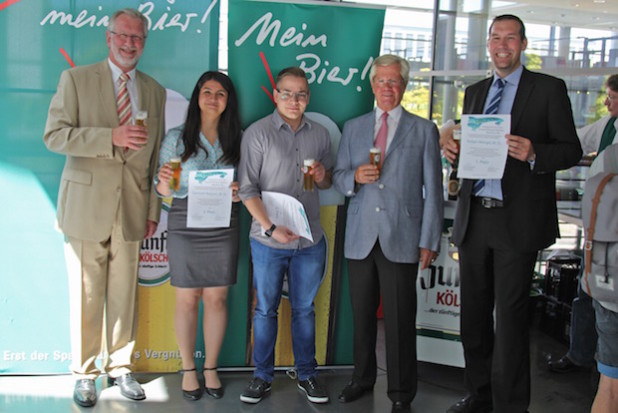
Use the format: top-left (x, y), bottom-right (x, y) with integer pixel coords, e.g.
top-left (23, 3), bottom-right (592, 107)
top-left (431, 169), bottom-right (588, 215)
top-left (187, 169), bottom-right (234, 228)
top-left (458, 114), bottom-right (510, 179)
top-left (261, 191), bottom-right (313, 242)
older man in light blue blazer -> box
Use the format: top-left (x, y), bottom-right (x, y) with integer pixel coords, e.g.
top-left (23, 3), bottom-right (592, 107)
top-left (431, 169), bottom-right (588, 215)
top-left (333, 54), bottom-right (443, 413)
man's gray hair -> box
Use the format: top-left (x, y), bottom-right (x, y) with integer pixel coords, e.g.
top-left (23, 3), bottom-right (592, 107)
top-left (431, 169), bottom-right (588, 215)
top-left (108, 8), bottom-right (148, 38)
top-left (370, 54), bottom-right (410, 85)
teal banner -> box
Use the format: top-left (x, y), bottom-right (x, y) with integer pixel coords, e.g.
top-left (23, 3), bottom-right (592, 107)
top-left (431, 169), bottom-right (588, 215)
top-left (228, 0), bottom-right (384, 129)
top-left (228, 0), bottom-right (384, 365)
top-left (0, 0), bottom-right (219, 374)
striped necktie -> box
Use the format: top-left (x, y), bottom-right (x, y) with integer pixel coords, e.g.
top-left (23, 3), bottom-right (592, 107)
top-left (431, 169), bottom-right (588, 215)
top-left (473, 78), bottom-right (505, 194)
top-left (117, 73), bottom-right (132, 126)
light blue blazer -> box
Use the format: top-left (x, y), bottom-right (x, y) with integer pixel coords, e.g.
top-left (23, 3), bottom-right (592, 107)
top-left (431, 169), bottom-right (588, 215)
top-left (333, 108), bottom-right (444, 263)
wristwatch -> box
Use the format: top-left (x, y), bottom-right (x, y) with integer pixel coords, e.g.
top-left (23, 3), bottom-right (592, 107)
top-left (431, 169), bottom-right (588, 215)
top-left (265, 224), bottom-right (277, 238)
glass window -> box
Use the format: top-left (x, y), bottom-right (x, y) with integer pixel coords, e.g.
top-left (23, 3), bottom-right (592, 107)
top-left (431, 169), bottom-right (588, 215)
top-left (341, 0), bottom-right (618, 127)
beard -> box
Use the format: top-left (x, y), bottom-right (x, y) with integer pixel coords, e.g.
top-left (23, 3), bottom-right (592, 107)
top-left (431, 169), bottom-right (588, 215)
top-left (110, 46), bottom-right (142, 70)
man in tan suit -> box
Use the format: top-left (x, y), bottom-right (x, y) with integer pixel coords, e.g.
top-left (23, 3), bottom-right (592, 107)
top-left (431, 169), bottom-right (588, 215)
top-left (43, 8), bottom-right (165, 408)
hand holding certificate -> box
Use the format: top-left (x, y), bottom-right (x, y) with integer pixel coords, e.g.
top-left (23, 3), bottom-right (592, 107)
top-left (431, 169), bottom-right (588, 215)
top-left (261, 191), bottom-right (313, 242)
top-left (458, 114), bottom-right (510, 179)
top-left (187, 169), bottom-right (234, 228)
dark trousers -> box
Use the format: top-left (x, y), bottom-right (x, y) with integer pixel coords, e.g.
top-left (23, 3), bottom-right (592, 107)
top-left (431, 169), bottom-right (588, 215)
top-left (347, 241), bottom-right (419, 404)
top-left (458, 203), bottom-right (537, 413)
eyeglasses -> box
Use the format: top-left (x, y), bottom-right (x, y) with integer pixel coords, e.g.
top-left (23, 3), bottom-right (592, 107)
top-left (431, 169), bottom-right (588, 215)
top-left (373, 78), bottom-right (403, 88)
top-left (276, 89), bottom-right (309, 102)
top-left (606, 94), bottom-right (617, 102)
top-left (109, 30), bottom-right (146, 44)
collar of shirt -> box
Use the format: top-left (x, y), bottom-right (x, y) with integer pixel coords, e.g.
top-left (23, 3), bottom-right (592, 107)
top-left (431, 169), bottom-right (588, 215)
top-left (108, 58), bottom-right (137, 87)
top-left (271, 108), bottom-right (311, 133)
top-left (375, 105), bottom-right (402, 153)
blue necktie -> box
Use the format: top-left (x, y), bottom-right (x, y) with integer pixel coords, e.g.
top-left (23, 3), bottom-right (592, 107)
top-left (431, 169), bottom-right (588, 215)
top-left (474, 78), bottom-right (505, 195)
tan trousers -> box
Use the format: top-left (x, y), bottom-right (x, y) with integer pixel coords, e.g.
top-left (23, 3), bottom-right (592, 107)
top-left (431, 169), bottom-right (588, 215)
top-left (64, 222), bottom-right (141, 380)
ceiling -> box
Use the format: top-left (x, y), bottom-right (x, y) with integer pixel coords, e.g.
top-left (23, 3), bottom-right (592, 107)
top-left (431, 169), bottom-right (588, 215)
top-left (492, 0), bottom-right (618, 32)
top-left (349, 0), bottom-right (618, 32)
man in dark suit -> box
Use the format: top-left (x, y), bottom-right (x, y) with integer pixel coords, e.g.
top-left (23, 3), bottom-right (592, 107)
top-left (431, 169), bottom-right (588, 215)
top-left (44, 8), bottom-right (166, 408)
top-left (334, 54), bottom-right (443, 413)
top-left (441, 15), bottom-right (582, 413)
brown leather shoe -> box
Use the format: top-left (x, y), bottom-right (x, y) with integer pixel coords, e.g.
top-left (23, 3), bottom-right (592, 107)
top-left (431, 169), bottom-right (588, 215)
top-left (446, 395), bottom-right (492, 413)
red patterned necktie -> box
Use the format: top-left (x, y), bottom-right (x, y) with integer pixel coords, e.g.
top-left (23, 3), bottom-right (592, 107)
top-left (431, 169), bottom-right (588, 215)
top-left (117, 73), bottom-right (132, 126)
top-left (374, 112), bottom-right (388, 167)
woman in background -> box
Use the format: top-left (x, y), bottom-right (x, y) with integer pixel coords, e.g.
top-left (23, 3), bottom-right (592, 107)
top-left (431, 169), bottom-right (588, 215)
top-left (155, 71), bottom-right (242, 401)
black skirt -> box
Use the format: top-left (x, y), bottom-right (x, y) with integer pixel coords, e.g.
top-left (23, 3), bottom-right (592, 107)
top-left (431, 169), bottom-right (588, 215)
top-left (167, 198), bottom-right (239, 288)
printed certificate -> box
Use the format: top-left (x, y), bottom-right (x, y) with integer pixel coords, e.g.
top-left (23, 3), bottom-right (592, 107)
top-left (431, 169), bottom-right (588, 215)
top-left (458, 114), bottom-right (510, 179)
top-left (261, 191), bottom-right (313, 242)
top-left (187, 169), bottom-right (234, 228)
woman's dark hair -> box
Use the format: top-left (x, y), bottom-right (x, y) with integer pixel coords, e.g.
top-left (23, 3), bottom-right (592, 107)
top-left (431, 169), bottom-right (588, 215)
top-left (180, 71), bottom-right (242, 165)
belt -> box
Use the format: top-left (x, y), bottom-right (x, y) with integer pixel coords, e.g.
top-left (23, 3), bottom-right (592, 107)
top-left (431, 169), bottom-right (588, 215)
top-left (472, 196), bottom-right (503, 208)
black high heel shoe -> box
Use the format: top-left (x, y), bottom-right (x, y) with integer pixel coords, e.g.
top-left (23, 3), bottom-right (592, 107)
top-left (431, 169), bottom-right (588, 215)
top-left (180, 368), bottom-right (203, 401)
top-left (204, 367), bottom-right (224, 399)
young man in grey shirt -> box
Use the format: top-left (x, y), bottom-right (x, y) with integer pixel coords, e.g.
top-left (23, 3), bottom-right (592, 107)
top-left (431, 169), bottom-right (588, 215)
top-left (238, 67), bottom-right (333, 404)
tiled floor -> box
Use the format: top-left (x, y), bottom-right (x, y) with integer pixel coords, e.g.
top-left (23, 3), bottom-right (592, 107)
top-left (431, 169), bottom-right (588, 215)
top-left (0, 322), bottom-right (597, 413)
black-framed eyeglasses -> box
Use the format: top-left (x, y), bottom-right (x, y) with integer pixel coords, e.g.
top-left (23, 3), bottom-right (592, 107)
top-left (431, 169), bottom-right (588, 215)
top-left (109, 30), bottom-right (146, 44)
top-left (276, 89), bottom-right (309, 102)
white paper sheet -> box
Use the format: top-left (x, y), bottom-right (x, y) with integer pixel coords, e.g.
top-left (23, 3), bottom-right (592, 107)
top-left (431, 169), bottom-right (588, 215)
top-left (187, 169), bottom-right (234, 228)
top-left (261, 191), bottom-right (313, 242)
top-left (458, 114), bottom-right (510, 179)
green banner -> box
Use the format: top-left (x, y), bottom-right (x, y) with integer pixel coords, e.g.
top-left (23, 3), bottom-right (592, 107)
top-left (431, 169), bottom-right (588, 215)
top-left (0, 0), bottom-right (219, 374)
top-left (228, 0), bottom-right (384, 130)
top-left (228, 0), bottom-right (384, 365)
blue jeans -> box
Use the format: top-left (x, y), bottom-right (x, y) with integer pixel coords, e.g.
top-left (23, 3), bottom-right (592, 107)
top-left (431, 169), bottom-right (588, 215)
top-left (250, 237), bottom-right (326, 382)
top-left (567, 278), bottom-right (597, 367)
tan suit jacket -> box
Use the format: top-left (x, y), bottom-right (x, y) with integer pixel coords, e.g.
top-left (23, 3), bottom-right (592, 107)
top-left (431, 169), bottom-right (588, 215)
top-left (44, 60), bottom-right (165, 242)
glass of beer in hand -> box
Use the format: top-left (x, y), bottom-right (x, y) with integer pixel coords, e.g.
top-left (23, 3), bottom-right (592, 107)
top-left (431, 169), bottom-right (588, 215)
top-left (134, 110), bottom-right (148, 127)
top-left (303, 159), bottom-right (315, 192)
top-left (452, 129), bottom-right (461, 167)
top-left (169, 157), bottom-right (182, 192)
top-left (369, 147), bottom-right (381, 171)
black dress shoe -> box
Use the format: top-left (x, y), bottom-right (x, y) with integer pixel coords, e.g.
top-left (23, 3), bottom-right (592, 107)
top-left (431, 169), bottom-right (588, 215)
top-left (203, 367), bottom-right (224, 399)
top-left (73, 379), bottom-right (97, 407)
top-left (205, 386), bottom-right (224, 399)
top-left (392, 401), bottom-right (411, 412)
top-left (180, 368), bottom-right (203, 401)
top-left (338, 381), bottom-right (373, 403)
top-left (183, 387), bottom-right (203, 401)
top-left (447, 395), bottom-right (492, 413)
top-left (108, 373), bottom-right (146, 401)
top-left (548, 355), bottom-right (582, 373)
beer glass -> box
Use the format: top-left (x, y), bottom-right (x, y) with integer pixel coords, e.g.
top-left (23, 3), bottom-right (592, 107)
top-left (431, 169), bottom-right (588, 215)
top-left (134, 110), bottom-right (148, 127)
top-left (369, 147), bottom-right (381, 170)
top-left (303, 159), bottom-right (315, 192)
top-left (452, 129), bottom-right (461, 150)
top-left (169, 157), bottom-right (182, 192)
top-left (452, 129), bottom-right (461, 167)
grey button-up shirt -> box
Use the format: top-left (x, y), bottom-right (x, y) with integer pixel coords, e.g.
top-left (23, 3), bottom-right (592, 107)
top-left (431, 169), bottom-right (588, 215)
top-left (238, 110), bottom-right (333, 249)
